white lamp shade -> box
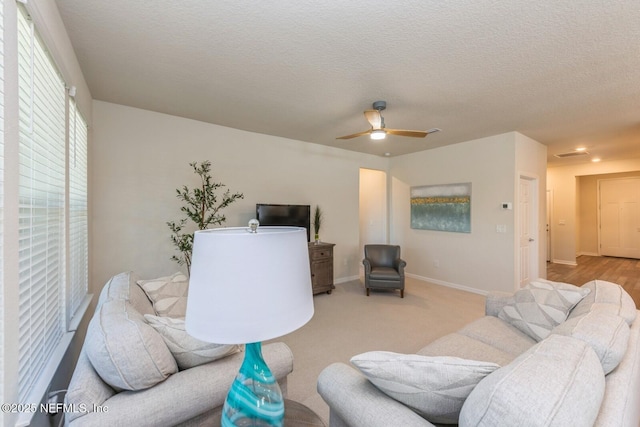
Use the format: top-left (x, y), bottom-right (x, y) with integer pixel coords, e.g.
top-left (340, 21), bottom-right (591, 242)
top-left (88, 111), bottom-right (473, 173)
top-left (185, 226), bottom-right (314, 344)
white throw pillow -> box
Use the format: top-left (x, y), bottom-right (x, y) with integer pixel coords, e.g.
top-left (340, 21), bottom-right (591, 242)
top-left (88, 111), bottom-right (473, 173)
top-left (459, 335), bottom-right (605, 427)
top-left (350, 351), bottom-right (500, 424)
top-left (551, 310), bottom-right (630, 374)
top-left (145, 314), bottom-right (242, 370)
top-left (498, 279), bottom-right (591, 341)
top-left (137, 272), bottom-right (188, 318)
top-left (571, 280), bottom-right (637, 324)
top-left (85, 299), bottom-right (178, 390)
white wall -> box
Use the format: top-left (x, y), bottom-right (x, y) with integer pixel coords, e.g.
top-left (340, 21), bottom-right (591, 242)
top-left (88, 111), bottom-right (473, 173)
top-left (91, 101), bottom-right (388, 293)
top-left (359, 168), bottom-right (387, 247)
top-left (548, 159), bottom-right (640, 263)
top-left (389, 132), bottom-right (546, 294)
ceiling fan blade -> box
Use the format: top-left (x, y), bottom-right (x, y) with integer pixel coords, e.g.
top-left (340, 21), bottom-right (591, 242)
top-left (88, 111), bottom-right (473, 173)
top-left (385, 129), bottom-right (428, 138)
top-left (364, 110), bottom-right (382, 129)
top-left (336, 129), bottom-right (372, 140)
top-left (385, 128), bottom-right (441, 138)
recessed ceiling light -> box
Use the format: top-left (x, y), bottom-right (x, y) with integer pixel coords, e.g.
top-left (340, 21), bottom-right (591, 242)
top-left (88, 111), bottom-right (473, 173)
top-left (575, 147), bottom-right (587, 152)
top-left (591, 157), bottom-right (601, 163)
top-left (384, 152), bottom-right (391, 157)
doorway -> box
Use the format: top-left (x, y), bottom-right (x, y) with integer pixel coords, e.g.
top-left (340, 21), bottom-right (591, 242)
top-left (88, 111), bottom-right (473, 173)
top-left (518, 175), bottom-right (539, 288)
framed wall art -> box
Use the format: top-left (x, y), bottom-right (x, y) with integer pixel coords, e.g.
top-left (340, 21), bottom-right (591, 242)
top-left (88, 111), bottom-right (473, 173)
top-left (410, 182), bottom-right (471, 233)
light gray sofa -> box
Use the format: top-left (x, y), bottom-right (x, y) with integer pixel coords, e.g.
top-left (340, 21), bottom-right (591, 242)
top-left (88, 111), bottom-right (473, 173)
top-left (65, 272), bottom-right (294, 426)
top-left (318, 279), bottom-right (640, 427)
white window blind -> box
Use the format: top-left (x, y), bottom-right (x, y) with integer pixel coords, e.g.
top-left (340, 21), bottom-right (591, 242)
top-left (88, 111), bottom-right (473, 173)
top-left (0, 0), bottom-right (5, 406)
top-left (68, 99), bottom-right (88, 325)
top-left (17, 7), bottom-right (67, 404)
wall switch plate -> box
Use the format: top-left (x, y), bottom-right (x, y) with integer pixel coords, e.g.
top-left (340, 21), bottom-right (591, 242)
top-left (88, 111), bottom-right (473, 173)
top-left (501, 202), bottom-right (513, 210)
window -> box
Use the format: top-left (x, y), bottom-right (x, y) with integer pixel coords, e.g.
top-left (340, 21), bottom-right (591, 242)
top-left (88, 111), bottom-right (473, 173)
top-left (68, 99), bottom-right (88, 328)
top-left (0, 4), bottom-right (90, 422)
top-left (17, 6), bottom-right (67, 404)
top-left (9, 6), bottom-right (90, 413)
top-left (0, 0), bottom-right (5, 405)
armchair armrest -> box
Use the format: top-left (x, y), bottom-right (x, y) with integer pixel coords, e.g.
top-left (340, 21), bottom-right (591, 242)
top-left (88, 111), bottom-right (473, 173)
top-left (362, 259), bottom-right (372, 274)
top-left (395, 259), bottom-right (407, 276)
top-left (317, 363), bottom-right (434, 427)
top-left (485, 291), bottom-right (515, 317)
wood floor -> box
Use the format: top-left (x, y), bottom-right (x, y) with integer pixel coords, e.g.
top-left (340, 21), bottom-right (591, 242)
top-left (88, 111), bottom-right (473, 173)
top-left (547, 255), bottom-right (640, 309)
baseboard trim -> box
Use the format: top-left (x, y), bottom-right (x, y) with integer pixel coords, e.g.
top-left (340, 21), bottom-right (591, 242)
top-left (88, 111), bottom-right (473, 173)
top-left (406, 273), bottom-right (489, 296)
top-left (577, 252), bottom-right (599, 257)
top-left (551, 259), bottom-right (578, 266)
top-left (335, 275), bottom-right (359, 285)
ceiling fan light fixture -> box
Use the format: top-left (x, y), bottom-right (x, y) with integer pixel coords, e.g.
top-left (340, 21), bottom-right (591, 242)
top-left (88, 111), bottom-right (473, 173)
top-left (370, 129), bottom-right (386, 140)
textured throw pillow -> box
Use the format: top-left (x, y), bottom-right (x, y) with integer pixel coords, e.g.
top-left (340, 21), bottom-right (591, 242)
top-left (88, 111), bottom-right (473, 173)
top-left (459, 335), bottom-right (605, 427)
top-left (85, 299), bottom-right (178, 390)
top-left (144, 314), bottom-right (242, 370)
top-left (137, 272), bottom-right (189, 318)
top-left (498, 279), bottom-right (591, 341)
top-left (551, 310), bottom-right (630, 374)
top-left (350, 351), bottom-right (500, 424)
top-left (571, 280), bottom-right (637, 325)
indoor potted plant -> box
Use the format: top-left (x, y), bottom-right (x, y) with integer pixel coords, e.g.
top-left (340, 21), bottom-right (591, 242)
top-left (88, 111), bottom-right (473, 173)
top-left (167, 160), bottom-right (244, 272)
top-left (313, 205), bottom-right (323, 243)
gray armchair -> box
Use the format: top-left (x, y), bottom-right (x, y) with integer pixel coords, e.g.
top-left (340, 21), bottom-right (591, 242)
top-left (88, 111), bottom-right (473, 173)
top-left (363, 245), bottom-right (407, 298)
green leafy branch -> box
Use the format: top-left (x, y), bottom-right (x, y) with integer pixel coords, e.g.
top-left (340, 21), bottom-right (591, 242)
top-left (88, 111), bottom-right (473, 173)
top-left (167, 161), bottom-right (244, 272)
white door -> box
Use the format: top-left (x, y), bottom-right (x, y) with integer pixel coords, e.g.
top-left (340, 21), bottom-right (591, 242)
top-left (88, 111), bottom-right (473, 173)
top-left (519, 177), bottom-right (538, 288)
top-left (599, 178), bottom-right (640, 259)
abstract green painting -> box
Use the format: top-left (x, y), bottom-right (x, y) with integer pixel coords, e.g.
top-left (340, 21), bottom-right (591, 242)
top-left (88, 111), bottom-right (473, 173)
top-left (410, 183), bottom-right (471, 233)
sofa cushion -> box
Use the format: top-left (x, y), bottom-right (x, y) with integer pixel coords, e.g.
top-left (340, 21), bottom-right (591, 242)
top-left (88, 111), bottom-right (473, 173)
top-left (369, 267), bottom-right (401, 280)
top-left (552, 310), bottom-right (630, 374)
top-left (64, 351), bottom-right (116, 423)
top-left (137, 272), bottom-right (189, 318)
top-left (351, 351), bottom-right (500, 424)
top-left (457, 316), bottom-right (536, 356)
top-left (97, 271), bottom-right (155, 316)
top-left (596, 315), bottom-right (640, 426)
top-left (144, 314), bottom-right (242, 370)
top-left (85, 298), bottom-right (178, 390)
top-left (459, 335), bottom-right (605, 427)
top-left (570, 280), bottom-right (637, 325)
top-left (98, 271), bottom-right (135, 302)
top-left (498, 279), bottom-right (590, 341)
top-left (419, 333), bottom-right (518, 367)
top-left (419, 317), bottom-right (536, 367)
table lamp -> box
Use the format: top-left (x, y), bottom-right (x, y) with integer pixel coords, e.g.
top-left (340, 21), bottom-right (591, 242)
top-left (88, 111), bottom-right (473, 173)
top-left (186, 222), bottom-right (314, 426)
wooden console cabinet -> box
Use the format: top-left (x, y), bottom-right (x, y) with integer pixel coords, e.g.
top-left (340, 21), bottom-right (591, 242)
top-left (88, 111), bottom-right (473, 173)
top-left (308, 242), bottom-right (335, 295)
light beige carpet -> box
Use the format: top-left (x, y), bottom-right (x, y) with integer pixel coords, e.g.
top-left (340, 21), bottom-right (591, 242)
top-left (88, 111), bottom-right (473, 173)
top-left (267, 277), bottom-right (486, 424)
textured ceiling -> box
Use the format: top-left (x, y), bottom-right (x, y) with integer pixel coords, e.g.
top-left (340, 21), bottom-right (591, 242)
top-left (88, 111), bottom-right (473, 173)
top-left (56, 0), bottom-right (640, 164)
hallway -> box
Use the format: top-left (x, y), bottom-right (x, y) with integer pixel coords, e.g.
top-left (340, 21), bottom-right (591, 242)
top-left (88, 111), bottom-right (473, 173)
top-left (547, 255), bottom-right (640, 309)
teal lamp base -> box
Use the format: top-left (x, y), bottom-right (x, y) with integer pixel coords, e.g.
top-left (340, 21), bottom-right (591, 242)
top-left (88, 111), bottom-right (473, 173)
top-left (222, 342), bottom-right (284, 426)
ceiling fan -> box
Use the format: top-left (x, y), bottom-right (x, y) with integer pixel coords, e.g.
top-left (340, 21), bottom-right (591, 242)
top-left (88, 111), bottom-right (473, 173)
top-left (337, 101), bottom-right (440, 140)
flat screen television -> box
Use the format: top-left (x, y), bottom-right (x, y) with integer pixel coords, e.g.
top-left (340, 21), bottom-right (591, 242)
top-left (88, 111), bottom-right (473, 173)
top-left (256, 203), bottom-right (311, 242)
